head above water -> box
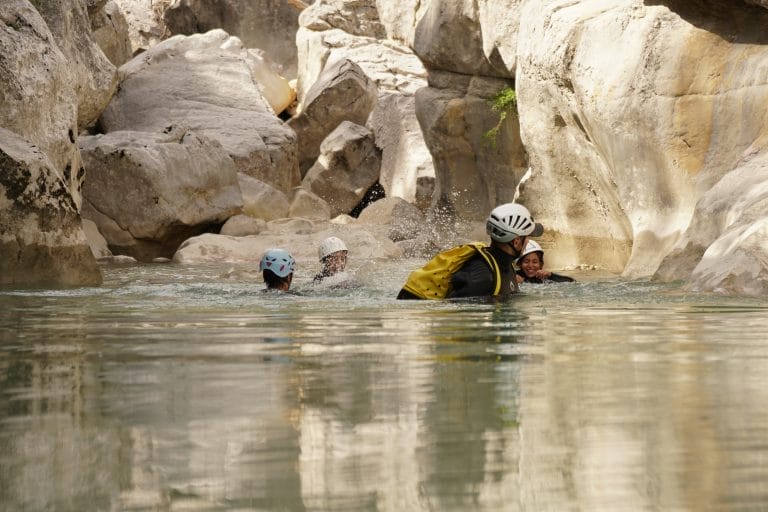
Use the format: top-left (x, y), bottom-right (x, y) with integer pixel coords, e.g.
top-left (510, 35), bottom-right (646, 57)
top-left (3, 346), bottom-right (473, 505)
top-left (486, 203), bottom-right (544, 243)
top-left (318, 236), bottom-right (348, 261)
top-left (260, 248), bottom-right (295, 278)
top-left (516, 239), bottom-right (544, 266)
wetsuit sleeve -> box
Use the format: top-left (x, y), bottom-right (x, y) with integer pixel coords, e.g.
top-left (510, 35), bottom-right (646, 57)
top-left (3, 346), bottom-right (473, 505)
top-left (446, 255), bottom-right (495, 298)
top-left (547, 273), bottom-right (575, 282)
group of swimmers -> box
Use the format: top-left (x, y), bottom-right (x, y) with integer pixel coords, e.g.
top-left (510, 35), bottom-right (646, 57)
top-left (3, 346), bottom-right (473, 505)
top-left (259, 202), bottom-right (573, 297)
top-left (259, 236), bottom-right (349, 292)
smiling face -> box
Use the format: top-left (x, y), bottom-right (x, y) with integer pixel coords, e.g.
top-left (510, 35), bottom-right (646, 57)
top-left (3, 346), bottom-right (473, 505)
top-left (519, 251), bottom-right (544, 278)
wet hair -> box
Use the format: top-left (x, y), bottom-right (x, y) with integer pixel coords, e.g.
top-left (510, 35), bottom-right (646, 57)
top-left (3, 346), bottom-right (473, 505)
top-left (263, 268), bottom-right (290, 288)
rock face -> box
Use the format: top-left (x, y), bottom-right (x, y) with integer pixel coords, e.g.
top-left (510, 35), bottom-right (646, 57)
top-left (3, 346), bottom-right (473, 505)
top-left (288, 58), bottom-right (378, 173)
top-left (79, 127), bottom-right (242, 261)
top-left (1, 1), bottom-right (111, 286)
top-left (90, 0), bottom-right (133, 67)
top-left (99, 29), bottom-right (300, 193)
top-left (1, 128), bottom-right (102, 287)
top-left (302, 121), bottom-right (381, 217)
top-left (515, 1), bottom-right (768, 291)
top-left (401, 0), bottom-right (524, 221)
top-left (162, 0), bottom-right (302, 77)
top-left (295, 0), bottom-right (433, 204)
top-left (35, 0), bottom-right (118, 130)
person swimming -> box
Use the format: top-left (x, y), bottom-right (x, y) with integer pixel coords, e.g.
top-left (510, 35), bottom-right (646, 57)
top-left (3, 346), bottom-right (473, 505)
top-left (515, 240), bottom-right (574, 284)
top-left (260, 248), bottom-right (296, 292)
top-left (313, 236), bottom-right (348, 284)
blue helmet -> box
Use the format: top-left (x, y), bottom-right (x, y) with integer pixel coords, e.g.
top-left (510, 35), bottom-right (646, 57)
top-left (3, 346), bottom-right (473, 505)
top-left (259, 248), bottom-right (296, 278)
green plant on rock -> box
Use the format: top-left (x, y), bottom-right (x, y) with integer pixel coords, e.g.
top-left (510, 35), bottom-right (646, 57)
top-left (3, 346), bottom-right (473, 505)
top-left (482, 87), bottom-right (517, 148)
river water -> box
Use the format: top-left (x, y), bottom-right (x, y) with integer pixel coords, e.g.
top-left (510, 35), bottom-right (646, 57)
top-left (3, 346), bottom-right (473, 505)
top-left (1, 260), bottom-right (768, 511)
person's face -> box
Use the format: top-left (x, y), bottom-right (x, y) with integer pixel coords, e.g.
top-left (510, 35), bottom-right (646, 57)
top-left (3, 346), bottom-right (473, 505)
top-left (323, 251), bottom-right (347, 274)
top-left (520, 252), bottom-right (543, 277)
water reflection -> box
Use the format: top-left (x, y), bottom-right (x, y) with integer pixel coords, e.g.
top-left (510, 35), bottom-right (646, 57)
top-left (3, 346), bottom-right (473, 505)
top-left (1, 264), bottom-right (768, 510)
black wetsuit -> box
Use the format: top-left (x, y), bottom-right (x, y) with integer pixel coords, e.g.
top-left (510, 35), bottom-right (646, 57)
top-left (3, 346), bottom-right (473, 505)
top-left (447, 244), bottom-right (517, 298)
top-left (515, 270), bottom-right (575, 283)
top-left (396, 244), bottom-right (517, 300)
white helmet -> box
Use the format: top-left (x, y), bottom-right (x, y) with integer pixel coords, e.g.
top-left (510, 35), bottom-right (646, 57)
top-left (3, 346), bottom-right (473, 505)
top-left (516, 240), bottom-right (543, 265)
top-left (486, 203), bottom-right (544, 243)
top-left (260, 248), bottom-right (296, 278)
top-left (318, 236), bottom-right (347, 260)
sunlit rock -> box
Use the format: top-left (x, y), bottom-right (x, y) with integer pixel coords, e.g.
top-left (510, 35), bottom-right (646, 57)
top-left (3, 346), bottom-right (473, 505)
top-left (82, 218), bottom-right (112, 259)
top-left (79, 126), bottom-right (242, 261)
top-left (295, 0), bottom-right (433, 208)
top-left (0, 1), bottom-right (106, 208)
top-left (237, 174), bottom-right (290, 221)
top-left (367, 93), bottom-right (435, 209)
top-left (357, 196), bottom-right (424, 242)
top-left (36, 0), bottom-right (118, 130)
top-left (162, 0), bottom-right (302, 78)
top-left (516, 1), bottom-right (768, 280)
top-left (415, 73), bottom-right (524, 220)
top-left (90, 0), bottom-right (133, 67)
top-left (1, 128), bottom-right (102, 287)
top-left (289, 188), bottom-right (332, 221)
top-left (111, 0), bottom-right (167, 53)
top-left (173, 224), bottom-right (402, 264)
top-left (99, 29), bottom-right (300, 193)
top-left (220, 215), bottom-right (268, 237)
top-left (412, 0), bottom-right (515, 78)
top-left (656, 153), bottom-right (768, 295)
top-left (288, 58), bottom-right (378, 173)
top-left (302, 121), bottom-right (381, 217)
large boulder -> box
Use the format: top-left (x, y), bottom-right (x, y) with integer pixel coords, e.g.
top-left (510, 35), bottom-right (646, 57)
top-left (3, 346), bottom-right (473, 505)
top-left (79, 126), bottom-right (242, 260)
top-left (162, 0), bottom-right (302, 78)
top-left (415, 72), bottom-right (525, 220)
top-left (367, 93), bottom-right (435, 209)
top-left (0, 1), bottom-right (114, 207)
top-left (295, 0), bottom-right (434, 208)
top-left (90, 0), bottom-right (133, 67)
top-left (99, 29), bottom-right (300, 193)
top-left (35, 0), bottom-right (118, 130)
top-left (173, 223), bottom-right (403, 264)
top-left (237, 174), bottom-right (290, 221)
top-left (111, 0), bottom-right (168, 53)
top-left (288, 58), bottom-right (378, 173)
top-left (357, 196), bottom-right (424, 242)
top-left (516, 0), bottom-right (768, 289)
top-left (302, 121), bottom-right (381, 217)
top-left (1, 128), bottom-right (101, 287)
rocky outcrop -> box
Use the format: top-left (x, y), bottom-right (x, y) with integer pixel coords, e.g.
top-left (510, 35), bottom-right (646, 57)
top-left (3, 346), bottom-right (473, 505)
top-left (302, 121), bottom-right (381, 217)
top-left (416, 72), bottom-right (524, 220)
top-left (295, 0), bottom-right (434, 205)
top-left (162, 0), bottom-right (302, 77)
top-left (287, 58), bottom-right (378, 173)
top-left (111, 0), bottom-right (169, 53)
top-left (79, 126), bottom-right (242, 261)
top-left (99, 30), bottom-right (300, 193)
top-left (35, 0), bottom-right (118, 131)
top-left (172, 223), bottom-right (403, 263)
top-left (237, 174), bottom-right (290, 221)
top-left (357, 196), bottom-right (424, 242)
top-left (1, 128), bottom-right (102, 287)
top-left (516, 1), bottom-right (768, 292)
top-left (90, 0), bottom-right (133, 67)
top-left (367, 93), bottom-right (434, 209)
top-left (288, 188), bottom-right (332, 221)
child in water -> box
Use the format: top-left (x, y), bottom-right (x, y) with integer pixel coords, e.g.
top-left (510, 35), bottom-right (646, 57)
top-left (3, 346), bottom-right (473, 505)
top-left (313, 237), bottom-right (348, 283)
top-left (515, 240), bottom-right (574, 284)
top-left (260, 248), bottom-right (296, 292)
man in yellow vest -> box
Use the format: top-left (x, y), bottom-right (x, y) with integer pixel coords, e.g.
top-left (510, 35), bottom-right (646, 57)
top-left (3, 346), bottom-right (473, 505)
top-left (397, 203), bottom-right (544, 300)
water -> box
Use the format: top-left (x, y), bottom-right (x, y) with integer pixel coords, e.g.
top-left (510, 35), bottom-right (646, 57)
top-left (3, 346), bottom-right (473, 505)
top-left (2, 261), bottom-right (768, 511)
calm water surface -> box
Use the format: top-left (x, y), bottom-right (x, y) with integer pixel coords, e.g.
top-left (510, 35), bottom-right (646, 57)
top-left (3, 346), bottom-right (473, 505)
top-left (1, 261), bottom-right (768, 511)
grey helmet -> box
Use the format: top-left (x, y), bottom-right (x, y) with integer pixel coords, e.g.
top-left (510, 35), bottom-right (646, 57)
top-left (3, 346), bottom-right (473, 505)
top-left (486, 203), bottom-right (544, 243)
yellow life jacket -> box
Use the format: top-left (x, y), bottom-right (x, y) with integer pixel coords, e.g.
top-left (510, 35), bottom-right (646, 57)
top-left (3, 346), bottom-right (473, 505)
top-left (401, 242), bottom-right (502, 299)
